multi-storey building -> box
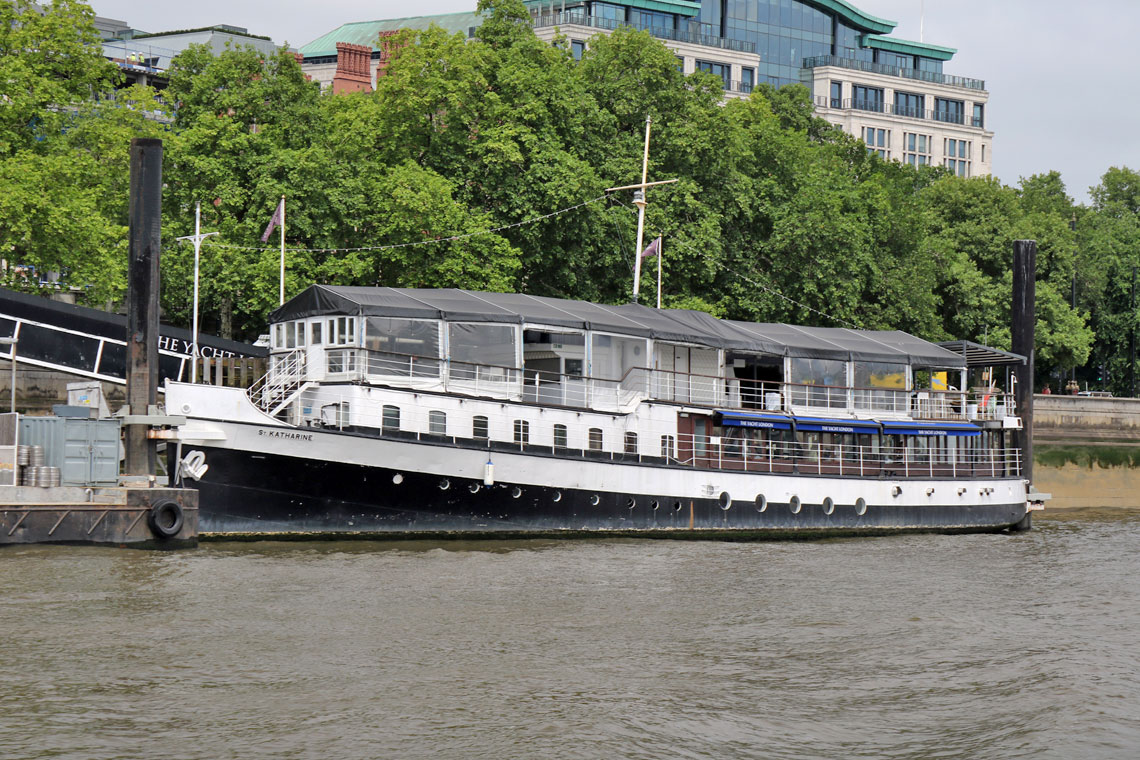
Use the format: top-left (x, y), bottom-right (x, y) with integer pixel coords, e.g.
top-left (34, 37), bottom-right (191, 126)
top-left (300, 0), bottom-right (991, 175)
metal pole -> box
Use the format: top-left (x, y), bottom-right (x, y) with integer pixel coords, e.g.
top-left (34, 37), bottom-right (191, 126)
top-left (177, 204), bottom-right (218, 383)
top-left (193, 202), bottom-right (201, 381)
top-left (125, 138), bottom-right (163, 476)
top-left (279, 195), bottom-right (286, 306)
top-left (1012, 240), bottom-right (1036, 486)
top-left (632, 116), bottom-right (651, 304)
top-left (657, 236), bottom-right (663, 309)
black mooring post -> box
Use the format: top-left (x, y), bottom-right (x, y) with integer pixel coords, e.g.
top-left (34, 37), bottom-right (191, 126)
top-left (1131, 265), bottom-right (1136, 398)
top-left (1012, 240), bottom-right (1036, 485)
top-left (125, 138), bottom-right (163, 476)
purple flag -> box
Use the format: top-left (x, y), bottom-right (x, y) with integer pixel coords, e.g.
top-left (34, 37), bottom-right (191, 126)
top-left (640, 236), bottom-right (661, 259)
top-left (261, 198), bottom-right (284, 243)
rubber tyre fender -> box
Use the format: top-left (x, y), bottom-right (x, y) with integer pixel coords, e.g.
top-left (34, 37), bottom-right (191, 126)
top-left (148, 499), bottom-right (184, 539)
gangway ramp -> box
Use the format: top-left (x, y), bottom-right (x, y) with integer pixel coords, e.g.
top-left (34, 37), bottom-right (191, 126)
top-left (0, 288), bottom-right (266, 388)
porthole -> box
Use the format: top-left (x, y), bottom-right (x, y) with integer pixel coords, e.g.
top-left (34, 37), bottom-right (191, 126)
top-left (822, 497), bottom-right (835, 516)
top-left (468, 483), bottom-right (480, 494)
top-left (438, 479), bottom-right (450, 491)
top-left (590, 494), bottom-right (600, 506)
top-left (552, 491), bottom-right (562, 503)
top-left (392, 473), bottom-right (404, 485)
top-left (789, 495), bottom-right (802, 515)
top-left (672, 500), bottom-right (683, 511)
top-left (755, 494), bottom-right (768, 513)
top-left (511, 487), bottom-right (522, 499)
top-left (626, 497), bottom-right (636, 510)
top-left (650, 500), bottom-right (660, 510)
top-left (718, 491), bottom-right (731, 510)
top-left (855, 497), bottom-right (868, 516)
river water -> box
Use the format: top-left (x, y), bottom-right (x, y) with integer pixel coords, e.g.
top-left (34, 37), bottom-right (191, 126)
top-left (2, 510), bottom-right (1138, 759)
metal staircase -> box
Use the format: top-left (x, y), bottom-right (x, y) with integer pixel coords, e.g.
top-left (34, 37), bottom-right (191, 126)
top-left (247, 350), bottom-right (307, 417)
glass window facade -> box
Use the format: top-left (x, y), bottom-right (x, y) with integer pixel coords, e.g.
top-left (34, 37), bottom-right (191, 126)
top-left (934, 98), bottom-right (965, 124)
top-left (852, 85), bottom-right (883, 113)
top-left (696, 59), bottom-right (732, 89)
top-left (571, 39), bottom-right (585, 61)
top-left (945, 138), bottom-right (971, 177)
top-left (829, 80), bottom-right (841, 107)
top-left (904, 132), bottom-right (932, 166)
top-left (972, 103), bottom-right (984, 128)
top-left (861, 126), bottom-right (889, 158)
top-left (894, 91), bottom-right (924, 119)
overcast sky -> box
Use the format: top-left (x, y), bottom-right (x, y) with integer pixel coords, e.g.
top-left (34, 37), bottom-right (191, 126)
top-left (91, 0), bottom-right (1138, 204)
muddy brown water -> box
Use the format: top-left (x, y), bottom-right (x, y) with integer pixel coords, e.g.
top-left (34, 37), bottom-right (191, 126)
top-left (2, 510), bottom-right (1138, 759)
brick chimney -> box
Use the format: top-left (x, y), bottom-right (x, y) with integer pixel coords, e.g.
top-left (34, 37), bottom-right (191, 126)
top-left (376, 31), bottom-right (401, 78)
top-left (332, 42), bottom-right (373, 94)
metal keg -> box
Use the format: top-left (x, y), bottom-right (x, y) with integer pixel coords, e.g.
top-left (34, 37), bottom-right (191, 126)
top-left (16, 445), bottom-right (29, 467)
top-left (29, 445), bottom-right (45, 467)
top-left (42, 467), bottom-right (61, 488)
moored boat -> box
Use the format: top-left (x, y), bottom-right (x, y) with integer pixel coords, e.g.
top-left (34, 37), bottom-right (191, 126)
top-left (166, 286), bottom-right (1031, 538)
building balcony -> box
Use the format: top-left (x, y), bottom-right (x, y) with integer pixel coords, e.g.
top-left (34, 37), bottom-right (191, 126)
top-left (531, 10), bottom-right (756, 54)
top-left (817, 96), bottom-right (986, 128)
top-left (803, 55), bottom-right (985, 91)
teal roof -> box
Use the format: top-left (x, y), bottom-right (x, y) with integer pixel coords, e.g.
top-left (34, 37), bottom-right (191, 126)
top-left (863, 34), bottom-right (956, 61)
top-left (300, 11), bottom-right (485, 57)
top-left (807, 0), bottom-right (895, 34)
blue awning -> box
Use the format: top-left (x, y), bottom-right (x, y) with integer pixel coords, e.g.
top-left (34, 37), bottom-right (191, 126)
top-left (717, 411), bottom-right (792, 430)
top-left (881, 421), bottom-right (981, 437)
top-left (793, 417), bottom-right (882, 434)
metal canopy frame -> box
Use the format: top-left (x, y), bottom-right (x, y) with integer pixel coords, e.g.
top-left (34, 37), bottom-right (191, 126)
top-left (937, 340), bottom-right (1026, 367)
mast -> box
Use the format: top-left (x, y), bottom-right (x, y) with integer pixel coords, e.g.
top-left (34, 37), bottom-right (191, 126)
top-left (605, 116), bottom-right (677, 305)
top-left (632, 116), bottom-right (651, 304)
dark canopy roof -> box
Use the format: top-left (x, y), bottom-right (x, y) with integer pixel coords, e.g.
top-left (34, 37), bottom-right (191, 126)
top-left (272, 286), bottom-right (965, 367)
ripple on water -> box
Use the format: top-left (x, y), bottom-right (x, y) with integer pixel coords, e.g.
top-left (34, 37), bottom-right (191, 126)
top-left (1, 514), bottom-right (1138, 759)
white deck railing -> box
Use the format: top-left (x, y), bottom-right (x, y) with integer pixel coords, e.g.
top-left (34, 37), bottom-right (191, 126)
top-left (268, 348), bottom-right (1016, 422)
top-left (288, 388), bottom-right (1022, 479)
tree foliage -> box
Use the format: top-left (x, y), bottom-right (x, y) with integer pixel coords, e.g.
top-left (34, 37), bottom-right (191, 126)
top-left (4, 0), bottom-right (1138, 391)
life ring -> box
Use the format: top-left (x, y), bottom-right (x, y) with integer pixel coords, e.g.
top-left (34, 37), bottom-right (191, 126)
top-left (148, 499), bottom-right (184, 539)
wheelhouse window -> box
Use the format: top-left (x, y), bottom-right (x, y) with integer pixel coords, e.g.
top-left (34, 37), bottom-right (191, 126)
top-left (513, 419), bottom-right (530, 444)
top-left (327, 317), bottom-right (357, 347)
top-left (326, 349), bottom-right (357, 374)
top-left (588, 428), bottom-right (603, 451)
top-left (382, 405), bottom-right (400, 432)
top-left (473, 415), bottom-right (489, 440)
top-left (553, 424), bottom-right (568, 448)
top-left (428, 410), bottom-right (446, 436)
top-left (311, 322), bottom-right (322, 345)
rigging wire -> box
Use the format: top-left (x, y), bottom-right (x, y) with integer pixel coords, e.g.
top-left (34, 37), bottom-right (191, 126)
top-left (200, 194), bottom-right (610, 254)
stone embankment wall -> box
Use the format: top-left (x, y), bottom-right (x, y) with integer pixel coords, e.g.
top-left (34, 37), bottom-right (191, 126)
top-left (1032, 394), bottom-right (1140, 509)
top-left (0, 359), bottom-right (125, 416)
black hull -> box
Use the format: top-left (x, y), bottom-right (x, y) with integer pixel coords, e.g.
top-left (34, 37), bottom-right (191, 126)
top-left (178, 446), bottom-right (1029, 539)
